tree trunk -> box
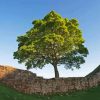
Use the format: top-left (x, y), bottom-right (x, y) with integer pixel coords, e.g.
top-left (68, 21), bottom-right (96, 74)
top-left (53, 64), bottom-right (59, 78)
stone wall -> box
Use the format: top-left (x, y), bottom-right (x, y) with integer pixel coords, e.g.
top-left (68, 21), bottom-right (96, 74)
top-left (0, 65), bottom-right (100, 95)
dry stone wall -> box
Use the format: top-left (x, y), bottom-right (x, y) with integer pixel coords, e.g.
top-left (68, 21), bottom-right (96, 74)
top-left (0, 65), bottom-right (100, 95)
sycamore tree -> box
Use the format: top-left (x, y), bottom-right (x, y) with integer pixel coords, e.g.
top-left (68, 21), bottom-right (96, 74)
top-left (13, 11), bottom-right (88, 78)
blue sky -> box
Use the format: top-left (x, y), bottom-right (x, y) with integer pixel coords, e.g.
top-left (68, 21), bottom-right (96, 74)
top-left (0, 0), bottom-right (100, 78)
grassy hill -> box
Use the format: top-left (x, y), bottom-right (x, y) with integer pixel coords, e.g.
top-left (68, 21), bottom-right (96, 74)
top-left (0, 83), bottom-right (100, 100)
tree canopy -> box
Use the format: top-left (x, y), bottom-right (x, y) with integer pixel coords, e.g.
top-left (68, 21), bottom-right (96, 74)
top-left (13, 11), bottom-right (88, 78)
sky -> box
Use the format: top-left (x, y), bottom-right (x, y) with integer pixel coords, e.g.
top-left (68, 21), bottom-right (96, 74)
top-left (0, 0), bottom-right (100, 78)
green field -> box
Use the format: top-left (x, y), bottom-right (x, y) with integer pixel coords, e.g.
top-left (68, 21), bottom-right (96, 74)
top-left (0, 83), bottom-right (100, 100)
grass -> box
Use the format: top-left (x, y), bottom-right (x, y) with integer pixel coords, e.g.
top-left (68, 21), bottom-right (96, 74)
top-left (0, 83), bottom-right (100, 100)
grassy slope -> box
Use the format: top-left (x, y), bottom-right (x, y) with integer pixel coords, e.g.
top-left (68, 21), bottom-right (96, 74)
top-left (0, 83), bottom-right (100, 100)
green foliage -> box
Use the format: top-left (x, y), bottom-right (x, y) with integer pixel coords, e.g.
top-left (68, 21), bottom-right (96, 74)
top-left (14, 11), bottom-right (88, 72)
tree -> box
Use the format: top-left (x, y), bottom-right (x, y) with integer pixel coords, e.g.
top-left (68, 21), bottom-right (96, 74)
top-left (13, 11), bottom-right (88, 78)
